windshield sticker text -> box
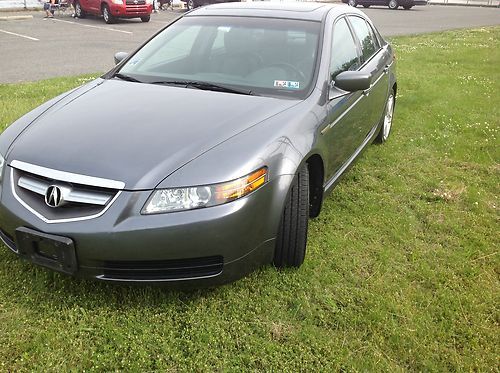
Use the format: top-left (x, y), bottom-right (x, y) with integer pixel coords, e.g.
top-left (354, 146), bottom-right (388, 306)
top-left (274, 80), bottom-right (300, 90)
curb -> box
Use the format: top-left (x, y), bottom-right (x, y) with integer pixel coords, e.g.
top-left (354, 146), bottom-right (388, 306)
top-left (0, 14), bottom-right (33, 20)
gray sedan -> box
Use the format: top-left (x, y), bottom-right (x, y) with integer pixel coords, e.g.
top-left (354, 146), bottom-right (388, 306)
top-left (0, 3), bottom-right (396, 285)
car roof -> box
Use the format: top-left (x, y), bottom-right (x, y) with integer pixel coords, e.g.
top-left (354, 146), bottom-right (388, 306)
top-left (186, 2), bottom-right (359, 22)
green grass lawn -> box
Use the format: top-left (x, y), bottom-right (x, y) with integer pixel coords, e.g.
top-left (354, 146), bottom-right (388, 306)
top-left (0, 27), bottom-right (498, 371)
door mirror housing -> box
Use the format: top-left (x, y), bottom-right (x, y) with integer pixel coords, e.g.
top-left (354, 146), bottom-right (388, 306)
top-left (114, 52), bottom-right (129, 65)
top-left (334, 71), bottom-right (372, 92)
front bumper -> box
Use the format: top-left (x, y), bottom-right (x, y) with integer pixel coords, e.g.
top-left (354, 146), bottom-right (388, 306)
top-left (0, 166), bottom-right (291, 285)
top-left (109, 3), bottom-right (152, 18)
top-left (400, 0), bottom-right (428, 5)
top-left (412, 0), bottom-right (428, 5)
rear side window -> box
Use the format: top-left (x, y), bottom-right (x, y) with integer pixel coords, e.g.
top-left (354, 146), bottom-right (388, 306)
top-left (348, 16), bottom-right (379, 63)
top-left (330, 18), bottom-right (360, 79)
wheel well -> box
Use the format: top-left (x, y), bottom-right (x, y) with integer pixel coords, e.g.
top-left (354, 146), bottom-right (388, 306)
top-left (306, 154), bottom-right (324, 218)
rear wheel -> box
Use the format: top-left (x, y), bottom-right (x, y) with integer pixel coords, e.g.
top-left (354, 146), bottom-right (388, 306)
top-left (388, 0), bottom-right (399, 9)
top-left (375, 89), bottom-right (395, 143)
top-left (348, 0), bottom-right (358, 6)
top-left (102, 4), bottom-right (115, 24)
top-left (186, 0), bottom-right (195, 10)
top-left (273, 164), bottom-right (309, 268)
top-left (74, 1), bottom-right (85, 18)
top-left (141, 15), bottom-right (150, 22)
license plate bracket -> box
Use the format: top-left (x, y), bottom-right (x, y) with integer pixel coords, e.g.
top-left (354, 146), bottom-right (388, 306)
top-left (15, 227), bottom-right (77, 275)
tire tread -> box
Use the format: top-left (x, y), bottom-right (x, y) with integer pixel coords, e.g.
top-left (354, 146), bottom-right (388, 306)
top-left (274, 165), bottom-right (309, 268)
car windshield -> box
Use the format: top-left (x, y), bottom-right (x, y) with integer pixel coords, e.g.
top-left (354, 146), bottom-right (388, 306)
top-left (117, 16), bottom-right (321, 98)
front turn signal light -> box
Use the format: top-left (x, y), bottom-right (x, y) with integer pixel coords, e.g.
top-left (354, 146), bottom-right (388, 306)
top-left (142, 167), bottom-right (268, 214)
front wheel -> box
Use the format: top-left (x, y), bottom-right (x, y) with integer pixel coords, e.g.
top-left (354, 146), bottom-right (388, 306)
top-left (388, 0), bottom-right (399, 9)
top-left (273, 164), bottom-right (309, 268)
top-left (102, 4), bottom-right (115, 24)
top-left (348, 0), bottom-right (358, 6)
top-left (141, 15), bottom-right (150, 22)
top-left (375, 89), bottom-right (395, 143)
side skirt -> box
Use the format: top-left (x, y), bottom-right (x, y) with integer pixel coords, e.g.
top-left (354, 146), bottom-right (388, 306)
top-left (323, 123), bottom-right (380, 195)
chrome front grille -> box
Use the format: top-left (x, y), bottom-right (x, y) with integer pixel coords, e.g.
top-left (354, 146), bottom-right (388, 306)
top-left (10, 161), bottom-right (124, 223)
top-left (18, 174), bottom-right (114, 206)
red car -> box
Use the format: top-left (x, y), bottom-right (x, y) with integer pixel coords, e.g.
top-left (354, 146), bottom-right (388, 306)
top-left (74, 0), bottom-right (153, 24)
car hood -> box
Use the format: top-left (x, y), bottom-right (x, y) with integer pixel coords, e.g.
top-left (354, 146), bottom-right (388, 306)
top-left (8, 79), bottom-right (298, 190)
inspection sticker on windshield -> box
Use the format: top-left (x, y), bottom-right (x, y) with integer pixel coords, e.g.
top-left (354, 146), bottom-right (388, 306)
top-left (274, 80), bottom-right (300, 90)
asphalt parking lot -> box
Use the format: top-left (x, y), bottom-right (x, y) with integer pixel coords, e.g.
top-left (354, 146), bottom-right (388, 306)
top-left (0, 5), bottom-right (499, 83)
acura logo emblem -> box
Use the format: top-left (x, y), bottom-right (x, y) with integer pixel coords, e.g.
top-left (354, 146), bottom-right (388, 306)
top-left (45, 185), bottom-right (63, 208)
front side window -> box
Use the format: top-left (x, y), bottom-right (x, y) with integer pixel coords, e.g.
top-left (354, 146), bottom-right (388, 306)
top-left (330, 18), bottom-right (360, 80)
top-left (348, 16), bottom-right (379, 63)
top-left (118, 16), bottom-right (321, 99)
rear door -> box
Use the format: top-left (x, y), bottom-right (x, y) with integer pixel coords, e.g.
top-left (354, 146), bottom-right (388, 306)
top-left (81, 0), bottom-right (98, 13)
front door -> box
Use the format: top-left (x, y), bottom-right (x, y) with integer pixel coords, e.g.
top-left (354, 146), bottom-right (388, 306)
top-left (322, 17), bottom-right (367, 183)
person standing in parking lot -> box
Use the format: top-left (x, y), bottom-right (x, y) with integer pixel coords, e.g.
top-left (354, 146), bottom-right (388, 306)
top-left (42, 0), bottom-right (55, 18)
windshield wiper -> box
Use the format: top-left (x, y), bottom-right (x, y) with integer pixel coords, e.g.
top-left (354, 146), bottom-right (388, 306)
top-left (113, 73), bottom-right (143, 83)
top-left (150, 80), bottom-right (255, 96)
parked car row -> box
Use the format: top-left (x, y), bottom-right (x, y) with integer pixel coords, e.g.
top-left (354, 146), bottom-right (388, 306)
top-left (73, 0), bottom-right (428, 25)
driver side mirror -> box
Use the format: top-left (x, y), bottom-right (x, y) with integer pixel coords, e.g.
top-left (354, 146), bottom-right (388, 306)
top-left (114, 52), bottom-right (129, 66)
top-left (333, 71), bottom-right (372, 92)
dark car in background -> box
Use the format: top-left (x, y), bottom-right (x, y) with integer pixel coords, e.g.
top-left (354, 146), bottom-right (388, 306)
top-left (184, 0), bottom-right (240, 11)
top-left (0, 3), bottom-right (396, 286)
top-left (343, 0), bottom-right (428, 9)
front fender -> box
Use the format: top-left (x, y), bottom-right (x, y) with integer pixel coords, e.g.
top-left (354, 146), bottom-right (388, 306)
top-left (158, 93), bottom-right (325, 190)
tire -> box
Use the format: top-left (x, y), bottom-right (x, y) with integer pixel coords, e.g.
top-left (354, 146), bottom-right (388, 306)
top-left (375, 89), bottom-right (395, 143)
top-left (186, 0), bottom-right (195, 10)
top-left (74, 1), bottom-right (86, 18)
top-left (363, 4), bottom-right (370, 7)
top-left (348, 0), bottom-right (358, 6)
top-left (388, 0), bottom-right (399, 9)
top-left (102, 4), bottom-right (114, 24)
top-left (141, 15), bottom-right (150, 22)
top-left (403, 5), bottom-right (413, 9)
top-left (273, 164), bottom-right (309, 268)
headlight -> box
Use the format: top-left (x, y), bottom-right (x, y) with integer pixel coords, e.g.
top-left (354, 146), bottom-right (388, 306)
top-left (0, 154), bottom-right (5, 182)
top-left (142, 167), bottom-right (267, 214)
top-left (111, 0), bottom-right (123, 4)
